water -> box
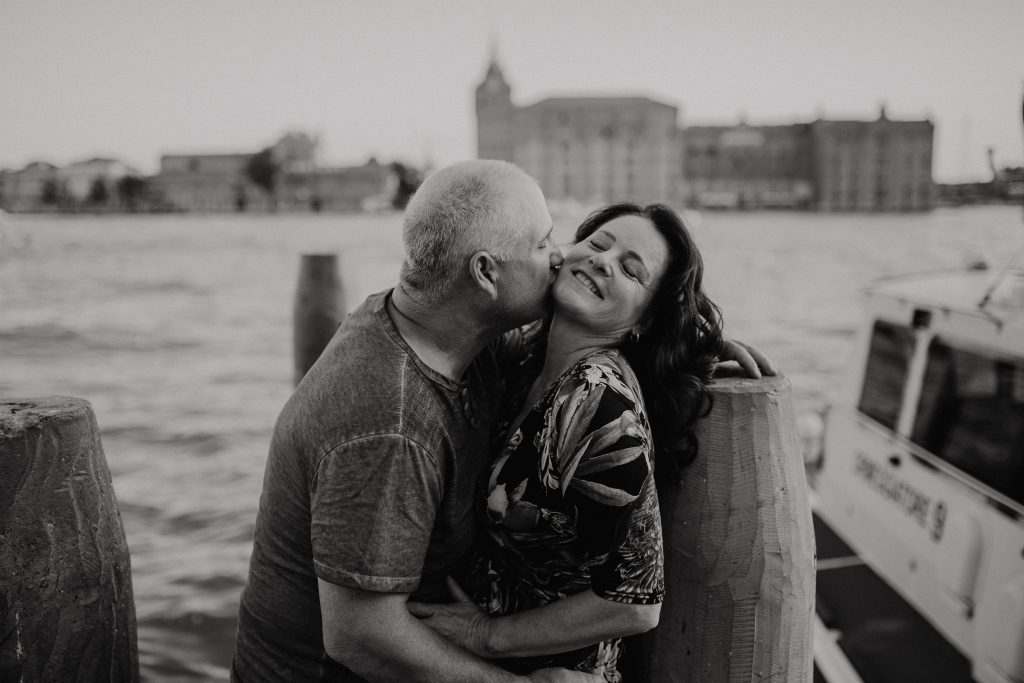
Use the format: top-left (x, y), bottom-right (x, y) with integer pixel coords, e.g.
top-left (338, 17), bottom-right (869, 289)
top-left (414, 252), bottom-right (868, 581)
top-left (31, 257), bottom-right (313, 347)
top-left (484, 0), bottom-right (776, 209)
top-left (1, 206), bottom-right (1021, 680)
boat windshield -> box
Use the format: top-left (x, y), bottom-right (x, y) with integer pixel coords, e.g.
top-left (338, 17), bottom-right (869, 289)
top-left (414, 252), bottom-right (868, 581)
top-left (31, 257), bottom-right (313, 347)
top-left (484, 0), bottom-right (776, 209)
top-left (911, 338), bottom-right (1024, 506)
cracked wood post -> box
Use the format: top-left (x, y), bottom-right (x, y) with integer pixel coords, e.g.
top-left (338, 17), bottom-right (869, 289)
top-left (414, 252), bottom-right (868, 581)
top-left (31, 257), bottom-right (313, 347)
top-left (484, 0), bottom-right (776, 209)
top-left (0, 397), bottom-right (138, 681)
top-left (621, 372), bottom-right (816, 682)
top-left (294, 253), bottom-right (346, 386)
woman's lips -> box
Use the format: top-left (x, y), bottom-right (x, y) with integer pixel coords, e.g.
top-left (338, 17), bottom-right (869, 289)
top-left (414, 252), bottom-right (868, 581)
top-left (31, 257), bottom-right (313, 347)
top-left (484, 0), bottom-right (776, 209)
top-left (572, 270), bottom-right (602, 298)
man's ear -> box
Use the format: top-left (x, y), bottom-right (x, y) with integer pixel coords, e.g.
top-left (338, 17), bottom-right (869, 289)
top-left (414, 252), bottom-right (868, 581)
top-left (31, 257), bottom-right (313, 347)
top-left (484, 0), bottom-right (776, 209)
top-left (469, 250), bottom-right (500, 301)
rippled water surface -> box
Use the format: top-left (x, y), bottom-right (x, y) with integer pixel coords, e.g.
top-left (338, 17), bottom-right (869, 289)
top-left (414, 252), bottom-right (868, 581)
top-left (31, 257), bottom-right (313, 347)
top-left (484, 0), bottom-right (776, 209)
top-left (1, 206), bottom-right (1021, 679)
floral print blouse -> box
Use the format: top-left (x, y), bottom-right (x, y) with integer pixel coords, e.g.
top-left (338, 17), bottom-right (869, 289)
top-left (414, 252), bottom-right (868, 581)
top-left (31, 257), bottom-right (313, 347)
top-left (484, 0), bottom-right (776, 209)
top-left (463, 348), bottom-right (665, 681)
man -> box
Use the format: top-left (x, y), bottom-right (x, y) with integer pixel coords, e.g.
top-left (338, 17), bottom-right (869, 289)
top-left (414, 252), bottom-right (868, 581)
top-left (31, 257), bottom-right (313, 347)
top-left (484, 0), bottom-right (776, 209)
top-left (233, 160), bottom-right (769, 681)
top-left (233, 160), bottom-right (582, 681)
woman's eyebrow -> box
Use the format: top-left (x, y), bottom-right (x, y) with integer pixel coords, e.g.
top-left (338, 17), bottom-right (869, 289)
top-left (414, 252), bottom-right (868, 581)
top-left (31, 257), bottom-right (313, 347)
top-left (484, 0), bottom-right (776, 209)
top-left (626, 254), bottom-right (651, 280)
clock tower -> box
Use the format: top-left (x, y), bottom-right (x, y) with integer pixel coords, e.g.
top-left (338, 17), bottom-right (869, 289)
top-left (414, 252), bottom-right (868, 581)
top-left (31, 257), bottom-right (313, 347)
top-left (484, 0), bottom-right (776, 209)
top-left (474, 55), bottom-right (515, 162)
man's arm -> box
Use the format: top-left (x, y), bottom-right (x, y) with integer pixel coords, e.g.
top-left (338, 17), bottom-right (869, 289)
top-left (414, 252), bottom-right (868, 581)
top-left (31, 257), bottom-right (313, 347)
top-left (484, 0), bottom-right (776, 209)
top-left (319, 580), bottom-right (522, 682)
top-left (319, 581), bottom-right (603, 682)
top-left (409, 585), bottom-right (659, 659)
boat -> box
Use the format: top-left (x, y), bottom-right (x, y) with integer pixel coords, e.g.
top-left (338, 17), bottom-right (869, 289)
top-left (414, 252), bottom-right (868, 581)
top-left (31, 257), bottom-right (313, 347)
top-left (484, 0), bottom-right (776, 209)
top-left (808, 264), bottom-right (1024, 682)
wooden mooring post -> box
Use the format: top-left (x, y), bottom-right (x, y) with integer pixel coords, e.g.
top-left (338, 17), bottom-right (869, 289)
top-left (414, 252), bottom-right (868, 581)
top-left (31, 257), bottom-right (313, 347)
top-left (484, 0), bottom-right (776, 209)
top-left (0, 397), bottom-right (138, 681)
top-left (293, 253), bottom-right (346, 386)
top-left (622, 372), bottom-right (816, 682)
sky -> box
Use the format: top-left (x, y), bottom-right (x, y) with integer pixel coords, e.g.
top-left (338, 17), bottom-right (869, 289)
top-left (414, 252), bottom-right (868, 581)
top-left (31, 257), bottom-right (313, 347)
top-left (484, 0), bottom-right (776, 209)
top-left (2, 0), bottom-right (1022, 183)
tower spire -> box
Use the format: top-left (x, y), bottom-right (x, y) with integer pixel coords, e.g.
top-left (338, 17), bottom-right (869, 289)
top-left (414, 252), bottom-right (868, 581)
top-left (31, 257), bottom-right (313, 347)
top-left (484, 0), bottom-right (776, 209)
top-left (485, 31), bottom-right (503, 79)
top-left (488, 30), bottom-right (499, 66)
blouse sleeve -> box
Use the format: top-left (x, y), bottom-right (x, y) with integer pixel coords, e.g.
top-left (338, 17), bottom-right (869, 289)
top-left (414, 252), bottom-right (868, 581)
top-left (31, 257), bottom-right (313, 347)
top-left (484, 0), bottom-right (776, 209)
top-left (556, 368), bottom-right (665, 605)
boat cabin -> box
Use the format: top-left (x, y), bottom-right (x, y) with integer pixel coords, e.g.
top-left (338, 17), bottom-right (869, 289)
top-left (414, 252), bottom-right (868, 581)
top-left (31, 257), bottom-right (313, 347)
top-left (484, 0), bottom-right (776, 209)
top-left (814, 268), bottom-right (1024, 683)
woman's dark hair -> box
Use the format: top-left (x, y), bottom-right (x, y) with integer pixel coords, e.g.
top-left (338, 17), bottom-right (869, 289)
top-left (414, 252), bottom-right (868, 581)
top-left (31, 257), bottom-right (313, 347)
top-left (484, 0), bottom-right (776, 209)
top-left (574, 202), bottom-right (725, 487)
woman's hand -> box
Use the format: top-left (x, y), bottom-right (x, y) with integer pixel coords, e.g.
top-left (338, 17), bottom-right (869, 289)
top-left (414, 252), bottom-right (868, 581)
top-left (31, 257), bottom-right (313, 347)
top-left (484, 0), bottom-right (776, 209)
top-left (720, 338), bottom-right (777, 378)
top-left (407, 577), bottom-right (493, 657)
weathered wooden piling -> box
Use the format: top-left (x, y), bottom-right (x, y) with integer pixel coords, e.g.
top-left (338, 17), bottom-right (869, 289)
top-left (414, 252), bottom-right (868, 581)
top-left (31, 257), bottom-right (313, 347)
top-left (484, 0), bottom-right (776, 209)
top-left (622, 372), bottom-right (816, 682)
top-left (0, 397), bottom-right (138, 681)
top-left (293, 253), bottom-right (346, 385)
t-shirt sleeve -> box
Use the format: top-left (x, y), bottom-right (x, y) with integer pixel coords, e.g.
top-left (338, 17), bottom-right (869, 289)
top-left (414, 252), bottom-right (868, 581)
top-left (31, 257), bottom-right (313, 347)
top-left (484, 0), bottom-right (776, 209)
top-left (559, 379), bottom-right (665, 604)
top-left (310, 434), bottom-right (442, 593)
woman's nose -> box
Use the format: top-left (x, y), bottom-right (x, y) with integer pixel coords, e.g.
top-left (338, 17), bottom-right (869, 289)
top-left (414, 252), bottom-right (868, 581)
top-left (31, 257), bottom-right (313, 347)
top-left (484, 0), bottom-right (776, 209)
top-left (589, 253), bottom-right (612, 275)
top-left (549, 248), bottom-right (564, 269)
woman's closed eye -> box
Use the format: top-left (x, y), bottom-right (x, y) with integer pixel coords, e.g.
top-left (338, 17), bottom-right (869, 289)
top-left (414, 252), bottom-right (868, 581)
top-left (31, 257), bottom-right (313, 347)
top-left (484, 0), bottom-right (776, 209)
top-left (623, 259), bottom-right (650, 284)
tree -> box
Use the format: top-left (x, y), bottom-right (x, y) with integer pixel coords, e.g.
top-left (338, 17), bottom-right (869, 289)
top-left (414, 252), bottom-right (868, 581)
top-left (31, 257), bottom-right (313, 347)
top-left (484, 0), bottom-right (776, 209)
top-left (389, 162), bottom-right (422, 210)
top-left (88, 177), bottom-right (109, 205)
top-left (40, 178), bottom-right (62, 207)
top-left (115, 175), bottom-right (149, 211)
top-left (245, 147), bottom-right (279, 211)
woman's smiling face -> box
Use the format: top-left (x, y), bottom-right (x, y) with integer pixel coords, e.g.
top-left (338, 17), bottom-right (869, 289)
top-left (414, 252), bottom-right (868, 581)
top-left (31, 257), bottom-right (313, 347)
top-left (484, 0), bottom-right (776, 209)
top-left (553, 214), bottom-right (670, 340)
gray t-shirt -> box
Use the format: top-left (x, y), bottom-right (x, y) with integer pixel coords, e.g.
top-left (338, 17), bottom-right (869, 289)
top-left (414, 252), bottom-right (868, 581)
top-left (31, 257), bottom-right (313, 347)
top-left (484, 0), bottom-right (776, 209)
top-left (232, 290), bottom-right (507, 681)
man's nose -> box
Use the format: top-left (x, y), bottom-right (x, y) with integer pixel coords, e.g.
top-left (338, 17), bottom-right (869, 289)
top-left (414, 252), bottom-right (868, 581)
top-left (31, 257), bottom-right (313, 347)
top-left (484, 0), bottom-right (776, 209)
top-left (549, 248), bottom-right (564, 269)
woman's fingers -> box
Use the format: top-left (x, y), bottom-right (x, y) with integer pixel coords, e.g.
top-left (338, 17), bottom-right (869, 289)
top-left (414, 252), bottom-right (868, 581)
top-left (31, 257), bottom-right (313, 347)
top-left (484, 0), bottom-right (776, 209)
top-left (406, 601), bottom-right (436, 618)
top-left (739, 339), bottom-right (778, 376)
top-left (721, 338), bottom-right (778, 378)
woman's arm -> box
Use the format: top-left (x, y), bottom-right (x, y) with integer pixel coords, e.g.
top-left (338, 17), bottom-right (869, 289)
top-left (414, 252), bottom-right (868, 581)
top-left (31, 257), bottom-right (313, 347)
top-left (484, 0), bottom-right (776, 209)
top-left (408, 580), bottom-right (659, 659)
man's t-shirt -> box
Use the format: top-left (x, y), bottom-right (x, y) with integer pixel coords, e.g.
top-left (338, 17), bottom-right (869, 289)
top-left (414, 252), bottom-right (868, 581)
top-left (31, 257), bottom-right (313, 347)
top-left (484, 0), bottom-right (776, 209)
top-left (232, 290), bottom-right (508, 681)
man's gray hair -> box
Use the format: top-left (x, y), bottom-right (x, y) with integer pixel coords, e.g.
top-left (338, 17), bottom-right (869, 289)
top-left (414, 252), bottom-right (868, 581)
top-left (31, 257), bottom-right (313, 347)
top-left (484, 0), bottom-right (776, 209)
top-left (400, 160), bottom-right (537, 302)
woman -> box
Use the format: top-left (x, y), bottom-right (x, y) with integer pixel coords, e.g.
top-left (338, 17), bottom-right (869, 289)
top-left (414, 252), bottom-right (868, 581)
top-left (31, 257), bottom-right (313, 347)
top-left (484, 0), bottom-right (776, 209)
top-left (410, 202), bottom-right (725, 680)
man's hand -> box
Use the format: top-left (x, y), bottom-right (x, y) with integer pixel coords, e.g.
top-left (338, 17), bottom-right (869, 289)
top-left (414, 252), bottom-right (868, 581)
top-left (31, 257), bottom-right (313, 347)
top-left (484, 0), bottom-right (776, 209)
top-left (319, 579), bottom-right (524, 681)
top-left (407, 577), bottom-right (492, 656)
top-left (719, 338), bottom-right (777, 378)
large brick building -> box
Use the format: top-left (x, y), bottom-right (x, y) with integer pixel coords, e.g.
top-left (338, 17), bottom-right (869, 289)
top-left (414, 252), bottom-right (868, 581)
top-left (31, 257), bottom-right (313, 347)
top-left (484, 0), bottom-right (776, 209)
top-left (476, 58), bottom-right (682, 206)
top-left (475, 58), bottom-right (934, 211)
top-left (811, 110), bottom-right (934, 211)
top-left (683, 123), bottom-right (815, 209)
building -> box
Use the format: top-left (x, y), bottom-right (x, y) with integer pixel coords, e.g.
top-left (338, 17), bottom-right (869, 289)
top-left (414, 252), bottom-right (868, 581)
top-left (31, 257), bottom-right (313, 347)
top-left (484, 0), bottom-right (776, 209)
top-left (684, 123), bottom-right (815, 209)
top-left (59, 157), bottom-right (140, 202)
top-left (153, 152), bottom-right (268, 212)
top-left (476, 58), bottom-right (682, 206)
top-left (475, 57), bottom-right (935, 212)
top-left (279, 158), bottom-right (396, 212)
top-left (0, 161), bottom-right (61, 212)
top-left (154, 133), bottom-right (396, 213)
top-left (0, 158), bottom-right (145, 211)
top-left (811, 108), bottom-right (934, 211)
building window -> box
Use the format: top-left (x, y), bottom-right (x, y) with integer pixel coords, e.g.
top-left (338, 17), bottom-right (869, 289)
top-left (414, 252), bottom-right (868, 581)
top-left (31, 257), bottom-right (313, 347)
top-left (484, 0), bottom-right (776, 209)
top-left (858, 321), bottom-right (915, 430)
top-left (911, 340), bottom-right (1024, 504)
